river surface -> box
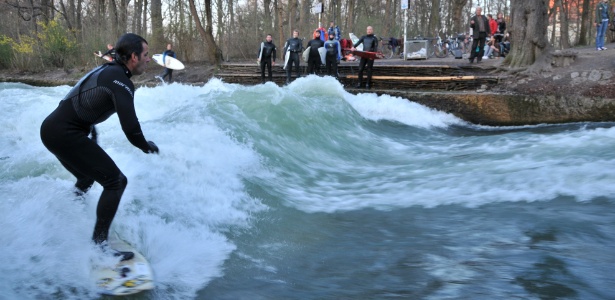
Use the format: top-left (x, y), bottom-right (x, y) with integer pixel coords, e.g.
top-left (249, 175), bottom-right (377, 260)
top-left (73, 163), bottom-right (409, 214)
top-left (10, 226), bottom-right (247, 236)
top-left (1, 77), bottom-right (614, 299)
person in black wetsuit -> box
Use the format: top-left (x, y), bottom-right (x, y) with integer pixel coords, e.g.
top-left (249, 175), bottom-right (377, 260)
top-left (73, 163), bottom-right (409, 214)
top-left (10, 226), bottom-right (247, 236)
top-left (40, 33), bottom-right (158, 261)
top-left (159, 43), bottom-right (176, 83)
top-left (352, 26), bottom-right (378, 89)
top-left (306, 30), bottom-right (325, 75)
top-left (324, 32), bottom-right (341, 78)
top-left (283, 30), bottom-right (303, 84)
top-left (257, 34), bottom-right (277, 83)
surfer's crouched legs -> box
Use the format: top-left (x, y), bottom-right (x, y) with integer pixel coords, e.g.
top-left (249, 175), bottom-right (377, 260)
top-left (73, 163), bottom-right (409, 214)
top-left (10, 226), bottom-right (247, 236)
top-left (40, 118), bottom-right (133, 260)
top-left (92, 173), bottom-right (127, 244)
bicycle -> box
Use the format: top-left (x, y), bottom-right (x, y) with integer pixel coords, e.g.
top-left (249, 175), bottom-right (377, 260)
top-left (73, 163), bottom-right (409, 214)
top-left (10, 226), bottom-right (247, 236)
top-left (379, 37), bottom-right (403, 59)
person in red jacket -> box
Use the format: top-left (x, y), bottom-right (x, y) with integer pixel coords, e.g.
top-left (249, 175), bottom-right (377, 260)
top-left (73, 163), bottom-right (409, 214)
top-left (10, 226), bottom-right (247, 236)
top-left (488, 14), bottom-right (498, 39)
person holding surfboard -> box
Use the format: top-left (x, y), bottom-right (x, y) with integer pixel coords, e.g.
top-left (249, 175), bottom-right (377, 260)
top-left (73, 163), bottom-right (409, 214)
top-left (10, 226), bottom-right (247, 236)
top-left (257, 34), bottom-right (277, 83)
top-left (158, 43), bottom-right (176, 83)
top-left (324, 32), bottom-right (342, 78)
top-left (351, 26), bottom-right (378, 89)
top-left (40, 33), bottom-right (159, 261)
top-left (94, 44), bottom-right (115, 62)
top-left (306, 30), bottom-right (325, 75)
top-left (283, 30), bottom-right (303, 84)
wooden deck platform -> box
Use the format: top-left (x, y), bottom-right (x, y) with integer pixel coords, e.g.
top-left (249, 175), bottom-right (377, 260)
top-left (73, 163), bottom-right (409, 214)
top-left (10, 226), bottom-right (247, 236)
top-left (216, 59), bottom-right (503, 91)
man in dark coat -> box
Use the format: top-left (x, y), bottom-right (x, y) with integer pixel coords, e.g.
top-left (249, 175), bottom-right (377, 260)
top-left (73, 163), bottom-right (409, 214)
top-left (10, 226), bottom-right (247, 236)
top-left (468, 7), bottom-right (491, 63)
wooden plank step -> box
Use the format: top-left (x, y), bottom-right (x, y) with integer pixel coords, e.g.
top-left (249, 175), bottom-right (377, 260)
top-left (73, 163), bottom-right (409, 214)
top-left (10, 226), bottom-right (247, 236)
top-left (343, 75), bottom-right (499, 81)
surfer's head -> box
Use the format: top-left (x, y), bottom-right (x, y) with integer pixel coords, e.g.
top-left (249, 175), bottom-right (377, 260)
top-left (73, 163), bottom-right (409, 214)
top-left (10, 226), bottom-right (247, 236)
top-left (166, 43), bottom-right (172, 50)
top-left (366, 26), bottom-right (374, 35)
top-left (314, 30), bottom-right (321, 39)
top-left (115, 33), bottom-right (150, 75)
top-left (266, 34), bottom-right (273, 42)
top-left (329, 32), bottom-right (335, 40)
top-left (293, 30), bottom-right (299, 38)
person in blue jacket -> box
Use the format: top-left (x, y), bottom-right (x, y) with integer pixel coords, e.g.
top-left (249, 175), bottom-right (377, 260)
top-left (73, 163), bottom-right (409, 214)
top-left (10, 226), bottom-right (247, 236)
top-left (324, 32), bottom-right (341, 78)
top-left (328, 21), bottom-right (341, 41)
top-left (159, 43), bottom-right (176, 82)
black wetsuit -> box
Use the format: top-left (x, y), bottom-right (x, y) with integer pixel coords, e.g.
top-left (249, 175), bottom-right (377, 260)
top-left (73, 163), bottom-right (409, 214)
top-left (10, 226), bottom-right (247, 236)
top-left (258, 41), bottom-right (277, 83)
top-left (306, 38), bottom-right (325, 74)
top-left (283, 37), bottom-right (303, 83)
top-left (324, 39), bottom-right (341, 78)
top-left (353, 34), bottom-right (378, 88)
top-left (40, 62), bottom-right (157, 245)
top-left (160, 49), bottom-right (176, 82)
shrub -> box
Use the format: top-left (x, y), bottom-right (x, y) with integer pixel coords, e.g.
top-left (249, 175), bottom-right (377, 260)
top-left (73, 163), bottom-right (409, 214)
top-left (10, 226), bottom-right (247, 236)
top-left (37, 19), bottom-right (79, 68)
top-left (0, 35), bottom-right (13, 68)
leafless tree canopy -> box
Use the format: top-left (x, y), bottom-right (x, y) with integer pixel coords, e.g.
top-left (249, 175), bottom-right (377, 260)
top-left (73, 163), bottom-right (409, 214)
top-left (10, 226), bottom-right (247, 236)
top-left (0, 0), bottom-right (608, 69)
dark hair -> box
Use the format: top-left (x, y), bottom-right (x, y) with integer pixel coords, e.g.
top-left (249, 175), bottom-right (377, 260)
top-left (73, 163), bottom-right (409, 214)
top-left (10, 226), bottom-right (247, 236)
top-left (114, 33), bottom-right (148, 64)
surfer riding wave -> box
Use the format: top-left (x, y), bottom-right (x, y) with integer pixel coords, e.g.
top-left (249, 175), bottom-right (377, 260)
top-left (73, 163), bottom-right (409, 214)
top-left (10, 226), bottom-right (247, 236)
top-left (40, 33), bottom-right (159, 261)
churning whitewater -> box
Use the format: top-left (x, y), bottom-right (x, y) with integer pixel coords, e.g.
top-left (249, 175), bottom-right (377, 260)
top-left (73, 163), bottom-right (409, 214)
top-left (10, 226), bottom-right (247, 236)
top-left (1, 76), bottom-right (615, 299)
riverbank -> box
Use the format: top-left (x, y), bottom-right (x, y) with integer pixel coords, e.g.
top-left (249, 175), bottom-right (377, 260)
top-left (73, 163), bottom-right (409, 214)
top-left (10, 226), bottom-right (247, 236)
top-left (1, 43), bottom-right (615, 125)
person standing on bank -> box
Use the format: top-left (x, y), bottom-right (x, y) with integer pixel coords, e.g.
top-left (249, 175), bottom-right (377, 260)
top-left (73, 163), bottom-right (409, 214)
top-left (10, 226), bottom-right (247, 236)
top-left (283, 30), bottom-right (303, 84)
top-left (494, 12), bottom-right (506, 44)
top-left (328, 21), bottom-right (341, 41)
top-left (324, 32), bottom-right (341, 78)
top-left (468, 7), bottom-right (491, 63)
top-left (159, 43), bottom-right (176, 83)
top-left (258, 34), bottom-right (277, 83)
top-left (307, 30), bottom-right (325, 75)
top-left (40, 33), bottom-right (159, 261)
top-left (351, 26), bottom-right (378, 89)
top-left (596, 0), bottom-right (610, 51)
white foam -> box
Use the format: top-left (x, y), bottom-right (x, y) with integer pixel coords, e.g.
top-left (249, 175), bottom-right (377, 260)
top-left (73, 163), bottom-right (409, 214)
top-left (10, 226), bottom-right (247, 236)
top-left (0, 81), bottom-right (265, 299)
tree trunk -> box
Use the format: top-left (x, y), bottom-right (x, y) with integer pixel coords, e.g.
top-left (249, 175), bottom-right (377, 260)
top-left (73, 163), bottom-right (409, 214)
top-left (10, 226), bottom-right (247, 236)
top-left (110, 0), bottom-right (119, 36)
top-left (451, 0), bottom-right (469, 36)
top-left (383, 0), bottom-right (392, 37)
top-left (276, 0), bottom-right (285, 49)
top-left (556, 0), bottom-right (570, 49)
top-left (188, 0), bottom-right (220, 64)
top-left (299, 0), bottom-right (307, 34)
top-left (118, 0), bottom-right (129, 35)
top-left (264, 0), bottom-right (272, 33)
top-left (428, 0), bottom-right (441, 36)
top-left (578, 0), bottom-right (590, 45)
top-left (151, 0), bottom-right (164, 50)
top-left (507, 0), bottom-right (551, 71)
top-left (346, 0), bottom-right (354, 33)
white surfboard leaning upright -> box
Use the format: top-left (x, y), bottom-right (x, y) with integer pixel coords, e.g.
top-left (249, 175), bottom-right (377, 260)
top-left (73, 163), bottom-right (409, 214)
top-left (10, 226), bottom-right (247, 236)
top-left (302, 46), bottom-right (311, 62)
top-left (152, 54), bottom-right (185, 70)
top-left (91, 232), bottom-right (155, 296)
top-left (283, 49), bottom-right (291, 69)
top-left (349, 33), bottom-right (363, 51)
top-left (318, 47), bottom-right (326, 64)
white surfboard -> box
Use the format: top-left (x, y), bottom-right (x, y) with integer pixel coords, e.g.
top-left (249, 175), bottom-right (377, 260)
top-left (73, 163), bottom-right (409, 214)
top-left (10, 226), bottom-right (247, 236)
top-left (302, 46), bottom-right (311, 62)
top-left (91, 233), bottom-right (155, 296)
top-left (152, 54), bottom-right (185, 70)
top-left (283, 49), bottom-right (291, 70)
top-left (318, 47), bottom-right (326, 64)
top-left (349, 33), bottom-right (363, 51)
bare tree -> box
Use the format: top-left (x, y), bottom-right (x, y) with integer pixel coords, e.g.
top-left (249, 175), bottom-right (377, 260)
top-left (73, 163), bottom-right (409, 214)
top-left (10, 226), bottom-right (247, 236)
top-left (188, 0), bottom-right (220, 64)
top-left (507, 0), bottom-right (551, 70)
top-left (151, 0), bottom-right (165, 50)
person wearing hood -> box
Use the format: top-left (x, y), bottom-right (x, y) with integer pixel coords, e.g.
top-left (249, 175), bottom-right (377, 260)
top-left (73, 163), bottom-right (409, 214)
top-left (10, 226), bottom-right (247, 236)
top-left (324, 32), bottom-right (342, 78)
top-left (306, 30), bottom-right (325, 74)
